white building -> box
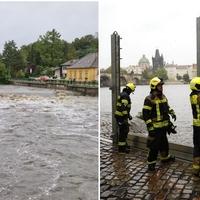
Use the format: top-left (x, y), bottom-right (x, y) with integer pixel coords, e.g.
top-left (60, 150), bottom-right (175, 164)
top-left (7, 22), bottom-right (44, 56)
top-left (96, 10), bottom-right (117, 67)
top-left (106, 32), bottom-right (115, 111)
top-left (165, 64), bottom-right (197, 80)
top-left (126, 54), bottom-right (151, 75)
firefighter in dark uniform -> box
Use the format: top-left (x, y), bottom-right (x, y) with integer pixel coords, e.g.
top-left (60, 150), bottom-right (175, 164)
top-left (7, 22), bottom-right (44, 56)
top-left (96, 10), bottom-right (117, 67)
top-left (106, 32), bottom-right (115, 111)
top-left (115, 82), bottom-right (136, 153)
top-left (190, 77), bottom-right (200, 176)
top-left (142, 77), bottom-right (176, 171)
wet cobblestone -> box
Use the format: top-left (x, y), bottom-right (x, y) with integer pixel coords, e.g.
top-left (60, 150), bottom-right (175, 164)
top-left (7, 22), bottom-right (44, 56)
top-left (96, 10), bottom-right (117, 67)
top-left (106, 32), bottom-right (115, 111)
top-left (101, 120), bottom-right (200, 199)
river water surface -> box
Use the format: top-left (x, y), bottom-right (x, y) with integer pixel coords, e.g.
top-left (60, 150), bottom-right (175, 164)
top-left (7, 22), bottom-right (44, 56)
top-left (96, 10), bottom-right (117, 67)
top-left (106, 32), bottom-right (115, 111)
top-left (101, 85), bottom-right (193, 147)
top-left (0, 85), bottom-right (98, 200)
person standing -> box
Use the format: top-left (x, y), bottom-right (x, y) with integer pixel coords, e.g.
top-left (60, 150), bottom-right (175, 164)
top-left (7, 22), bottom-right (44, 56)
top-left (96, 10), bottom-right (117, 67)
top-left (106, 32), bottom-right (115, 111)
top-left (190, 77), bottom-right (200, 177)
top-left (115, 82), bottom-right (136, 153)
top-left (142, 77), bottom-right (176, 171)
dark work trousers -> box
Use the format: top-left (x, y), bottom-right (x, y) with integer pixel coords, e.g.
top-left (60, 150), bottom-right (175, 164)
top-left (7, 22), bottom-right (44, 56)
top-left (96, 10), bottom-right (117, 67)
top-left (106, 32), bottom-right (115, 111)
top-left (147, 128), bottom-right (169, 163)
top-left (118, 122), bottom-right (129, 147)
top-left (193, 126), bottom-right (200, 157)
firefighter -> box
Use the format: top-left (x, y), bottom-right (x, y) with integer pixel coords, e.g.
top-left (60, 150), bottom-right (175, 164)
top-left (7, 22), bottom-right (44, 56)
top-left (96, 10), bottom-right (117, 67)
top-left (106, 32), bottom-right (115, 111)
top-left (115, 82), bottom-right (136, 153)
top-left (190, 77), bottom-right (200, 177)
top-left (142, 77), bottom-right (176, 171)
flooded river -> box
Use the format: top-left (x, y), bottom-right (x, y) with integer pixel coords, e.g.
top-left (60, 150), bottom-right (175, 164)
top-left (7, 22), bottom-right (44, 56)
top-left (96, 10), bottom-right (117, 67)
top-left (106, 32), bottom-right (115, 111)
top-left (0, 85), bottom-right (98, 200)
top-left (100, 85), bottom-right (193, 147)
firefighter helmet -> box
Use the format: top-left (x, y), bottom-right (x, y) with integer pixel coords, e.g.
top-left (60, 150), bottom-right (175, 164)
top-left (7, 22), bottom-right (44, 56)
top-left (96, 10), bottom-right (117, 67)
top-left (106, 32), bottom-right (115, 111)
top-left (126, 82), bottom-right (136, 92)
top-left (150, 77), bottom-right (164, 90)
top-left (190, 77), bottom-right (200, 91)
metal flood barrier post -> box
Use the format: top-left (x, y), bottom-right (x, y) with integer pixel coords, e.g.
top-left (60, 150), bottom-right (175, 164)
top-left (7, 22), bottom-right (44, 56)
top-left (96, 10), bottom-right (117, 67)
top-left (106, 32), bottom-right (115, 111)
top-left (111, 31), bottom-right (121, 146)
top-left (197, 16), bottom-right (200, 76)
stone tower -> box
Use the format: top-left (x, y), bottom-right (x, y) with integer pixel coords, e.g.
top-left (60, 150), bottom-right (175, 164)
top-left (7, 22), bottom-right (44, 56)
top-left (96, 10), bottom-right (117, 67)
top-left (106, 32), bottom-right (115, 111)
top-left (152, 49), bottom-right (164, 71)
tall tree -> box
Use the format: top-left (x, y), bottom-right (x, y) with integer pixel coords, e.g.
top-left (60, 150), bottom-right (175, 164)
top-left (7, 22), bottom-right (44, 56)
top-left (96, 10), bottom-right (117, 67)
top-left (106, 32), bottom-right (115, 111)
top-left (72, 34), bottom-right (98, 58)
top-left (2, 40), bottom-right (24, 78)
top-left (37, 29), bottom-right (64, 67)
top-left (0, 61), bottom-right (9, 83)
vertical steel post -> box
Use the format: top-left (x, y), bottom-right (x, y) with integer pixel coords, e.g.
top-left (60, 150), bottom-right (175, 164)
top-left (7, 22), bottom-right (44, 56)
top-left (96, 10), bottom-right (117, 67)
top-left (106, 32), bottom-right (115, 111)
top-left (197, 17), bottom-right (200, 76)
top-left (111, 31), bottom-right (121, 146)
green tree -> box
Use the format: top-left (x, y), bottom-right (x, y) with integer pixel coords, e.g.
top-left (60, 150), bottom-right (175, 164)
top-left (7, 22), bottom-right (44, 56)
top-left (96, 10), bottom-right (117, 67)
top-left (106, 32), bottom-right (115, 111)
top-left (16, 69), bottom-right (25, 78)
top-left (141, 69), bottom-right (153, 80)
top-left (0, 62), bottom-right (9, 83)
top-left (72, 34), bottom-right (98, 58)
top-left (183, 73), bottom-right (190, 83)
top-left (2, 40), bottom-right (24, 78)
top-left (176, 73), bottom-right (182, 80)
top-left (67, 44), bottom-right (77, 60)
top-left (24, 43), bottom-right (42, 66)
top-left (37, 29), bottom-right (64, 67)
top-left (154, 68), bottom-right (168, 80)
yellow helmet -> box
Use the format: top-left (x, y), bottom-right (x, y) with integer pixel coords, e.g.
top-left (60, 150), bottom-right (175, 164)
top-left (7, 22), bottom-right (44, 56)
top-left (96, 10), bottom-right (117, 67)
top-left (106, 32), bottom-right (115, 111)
top-left (190, 77), bottom-right (200, 91)
top-left (150, 77), bottom-right (164, 89)
top-left (126, 82), bottom-right (136, 92)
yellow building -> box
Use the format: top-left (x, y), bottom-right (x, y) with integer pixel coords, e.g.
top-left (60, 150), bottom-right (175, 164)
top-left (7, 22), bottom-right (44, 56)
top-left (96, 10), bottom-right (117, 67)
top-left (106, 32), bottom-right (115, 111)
top-left (67, 52), bottom-right (98, 82)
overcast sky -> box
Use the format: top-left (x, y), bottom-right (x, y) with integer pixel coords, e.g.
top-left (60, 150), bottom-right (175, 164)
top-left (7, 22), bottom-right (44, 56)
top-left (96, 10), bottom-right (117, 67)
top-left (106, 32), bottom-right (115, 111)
top-left (99, 0), bottom-right (200, 68)
top-left (0, 1), bottom-right (98, 53)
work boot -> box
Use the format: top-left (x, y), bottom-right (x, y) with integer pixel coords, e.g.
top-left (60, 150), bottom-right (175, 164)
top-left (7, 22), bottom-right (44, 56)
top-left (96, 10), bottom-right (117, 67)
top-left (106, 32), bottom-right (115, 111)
top-left (148, 163), bottom-right (156, 171)
top-left (161, 155), bottom-right (175, 163)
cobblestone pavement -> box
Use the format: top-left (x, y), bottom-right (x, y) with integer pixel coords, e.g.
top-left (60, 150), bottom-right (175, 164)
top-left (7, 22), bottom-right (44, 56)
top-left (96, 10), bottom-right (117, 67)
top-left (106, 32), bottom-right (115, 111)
top-left (100, 119), bottom-right (200, 200)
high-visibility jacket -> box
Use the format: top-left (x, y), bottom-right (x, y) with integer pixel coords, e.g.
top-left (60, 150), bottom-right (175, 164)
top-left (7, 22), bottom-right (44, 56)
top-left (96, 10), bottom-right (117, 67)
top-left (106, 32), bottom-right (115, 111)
top-left (142, 93), bottom-right (174, 131)
top-left (115, 90), bottom-right (131, 120)
top-left (190, 91), bottom-right (200, 127)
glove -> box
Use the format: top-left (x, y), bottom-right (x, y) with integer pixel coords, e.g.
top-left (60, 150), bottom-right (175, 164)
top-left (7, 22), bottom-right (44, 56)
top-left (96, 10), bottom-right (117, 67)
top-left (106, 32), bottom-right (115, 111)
top-left (171, 113), bottom-right (176, 121)
top-left (167, 121), bottom-right (177, 135)
top-left (169, 109), bottom-right (176, 121)
top-left (128, 115), bottom-right (132, 120)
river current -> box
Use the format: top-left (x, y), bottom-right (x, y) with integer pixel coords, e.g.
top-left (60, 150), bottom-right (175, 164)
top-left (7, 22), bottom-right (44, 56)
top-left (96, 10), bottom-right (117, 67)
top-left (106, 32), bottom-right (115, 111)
top-left (100, 84), bottom-right (194, 147)
top-left (0, 85), bottom-right (98, 200)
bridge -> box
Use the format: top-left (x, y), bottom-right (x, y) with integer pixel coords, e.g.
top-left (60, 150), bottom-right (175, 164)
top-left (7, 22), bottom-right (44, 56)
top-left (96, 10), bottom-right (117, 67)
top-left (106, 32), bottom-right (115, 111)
top-left (100, 72), bottom-right (142, 87)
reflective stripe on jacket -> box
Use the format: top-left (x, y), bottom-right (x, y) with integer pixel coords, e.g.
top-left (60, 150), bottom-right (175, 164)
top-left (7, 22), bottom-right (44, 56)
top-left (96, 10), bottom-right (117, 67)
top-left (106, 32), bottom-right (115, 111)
top-left (115, 91), bottom-right (131, 119)
top-left (142, 93), bottom-right (171, 130)
top-left (190, 92), bottom-right (200, 126)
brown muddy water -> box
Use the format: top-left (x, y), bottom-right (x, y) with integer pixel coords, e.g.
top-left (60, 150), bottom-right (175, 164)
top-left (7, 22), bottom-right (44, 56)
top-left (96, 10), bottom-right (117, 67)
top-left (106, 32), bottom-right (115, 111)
top-left (0, 85), bottom-right (98, 200)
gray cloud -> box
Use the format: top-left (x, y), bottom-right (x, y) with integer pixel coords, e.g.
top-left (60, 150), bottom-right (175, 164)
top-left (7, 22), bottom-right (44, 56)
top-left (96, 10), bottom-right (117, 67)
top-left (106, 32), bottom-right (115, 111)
top-left (0, 1), bottom-right (98, 52)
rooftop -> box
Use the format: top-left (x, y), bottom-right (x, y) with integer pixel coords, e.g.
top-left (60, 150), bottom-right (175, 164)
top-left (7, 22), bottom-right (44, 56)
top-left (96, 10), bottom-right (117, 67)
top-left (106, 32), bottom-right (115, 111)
top-left (67, 52), bottom-right (98, 69)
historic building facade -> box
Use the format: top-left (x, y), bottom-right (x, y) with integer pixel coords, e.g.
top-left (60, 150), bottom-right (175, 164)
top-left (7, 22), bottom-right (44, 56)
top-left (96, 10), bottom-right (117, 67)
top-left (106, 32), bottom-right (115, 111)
top-left (126, 54), bottom-right (150, 74)
top-left (165, 63), bottom-right (197, 80)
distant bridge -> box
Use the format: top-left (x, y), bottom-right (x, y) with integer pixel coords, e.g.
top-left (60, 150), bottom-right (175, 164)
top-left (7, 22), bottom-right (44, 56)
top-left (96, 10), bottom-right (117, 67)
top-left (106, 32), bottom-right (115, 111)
top-left (100, 73), bottom-right (142, 86)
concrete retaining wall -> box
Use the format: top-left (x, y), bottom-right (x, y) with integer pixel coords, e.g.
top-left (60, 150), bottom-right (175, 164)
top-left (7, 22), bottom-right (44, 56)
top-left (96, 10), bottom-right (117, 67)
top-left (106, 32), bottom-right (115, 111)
top-left (10, 80), bottom-right (98, 96)
top-left (128, 133), bottom-right (193, 162)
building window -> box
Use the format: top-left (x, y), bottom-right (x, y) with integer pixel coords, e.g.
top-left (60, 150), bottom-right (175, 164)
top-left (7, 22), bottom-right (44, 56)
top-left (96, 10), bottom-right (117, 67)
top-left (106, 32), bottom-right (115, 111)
top-left (85, 70), bottom-right (88, 81)
top-left (79, 71), bottom-right (82, 80)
